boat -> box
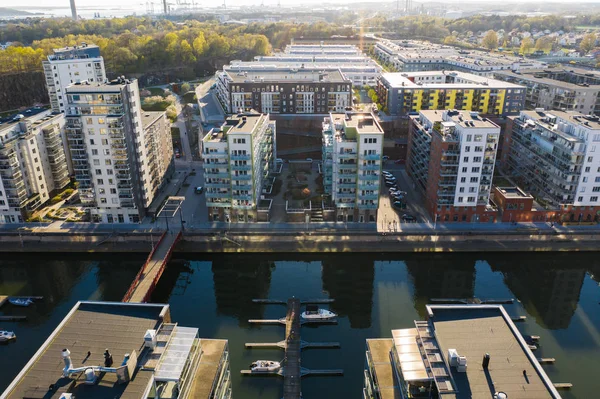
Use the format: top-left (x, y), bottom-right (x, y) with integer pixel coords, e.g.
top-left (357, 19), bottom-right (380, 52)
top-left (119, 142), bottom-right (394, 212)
top-left (301, 304), bottom-right (337, 320)
top-left (0, 330), bottom-right (16, 343)
top-left (9, 298), bottom-right (33, 307)
top-left (250, 360), bottom-right (281, 372)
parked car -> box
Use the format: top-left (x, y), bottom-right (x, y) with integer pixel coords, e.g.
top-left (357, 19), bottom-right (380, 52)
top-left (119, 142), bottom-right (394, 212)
top-left (402, 214), bottom-right (416, 222)
top-left (382, 171), bottom-right (393, 177)
top-left (382, 155), bottom-right (390, 161)
top-left (384, 180), bottom-right (396, 187)
top-left (392, 201), bottom-right (406, 210)
top-left (195, 186), bottom-right (204, 194)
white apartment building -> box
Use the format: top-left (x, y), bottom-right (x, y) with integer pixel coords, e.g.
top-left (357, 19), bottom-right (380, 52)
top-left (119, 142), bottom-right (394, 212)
top-left (0, 110), bottom-right (70, 223)
top-left (201, 113), bottom-right (276, 223)
top-left (65, 78), bottom-right (174, 223)
top-left (322, 112), bottom-right (384, 223)
top-left (504, 110), bottom-right (600, 208)
top-left (283, 44), bottom-right (362, 56)
top-left (43, 43), bottom-right (106, 114)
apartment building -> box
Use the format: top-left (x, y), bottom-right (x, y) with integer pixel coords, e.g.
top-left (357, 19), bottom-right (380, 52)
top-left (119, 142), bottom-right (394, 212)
top-left (283, 44), bottom-right (362, 56)
top-left (43, 43), bottom-right (106, 114)
top-left (322, 112), bottom-right (384, 223)
top-left (374, 40), bottom-right (545, 76)
top-left (215, 69), bottom-right (352, 114)
top-left (502, 110), bottom-right (600, 221)
top-left (494, 67), bottom-right (600, 116)
top-left (377, 71), bottom-right (525, 116)
top-left (407, 110), bottom-right (500, 222)
top-left (0, 110), bottom-right (70, 223)
top-left (201, 113), bottom-right (276, 223)
top-left (230, 56), bottom-right (381, 87)
top-left (65, 78), bottom-right (174, 223)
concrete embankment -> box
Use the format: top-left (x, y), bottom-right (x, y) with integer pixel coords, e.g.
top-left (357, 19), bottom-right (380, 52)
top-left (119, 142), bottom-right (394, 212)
top-left (1, 230), bottom-right (600, 253)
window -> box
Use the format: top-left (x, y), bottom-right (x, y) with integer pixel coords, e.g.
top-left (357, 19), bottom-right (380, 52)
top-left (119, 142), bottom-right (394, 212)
top-left (578, 196), bottom-right (584, 202)
top-left (469, 187), bottom-right (477, 193)
top-left (593, 187), bottom-right (600, 192)
top-left (93, 159), bottom-right (100, 165)
top-left (474, 135), bottom-right (482, 142)
top-left (97, 179), bottom-right (104, 185)
top-left (460, 177), bottom-right (466, 183)
top-left (105, 159), bottom-right (112, 165)
top-left (591, 196), bottom-right (598, 202)
top-left (101, 139), bottom-right (108, 145)
top-left (466, 135), bottom-right (472, 142)
top-left (110, 188), bottom-right (117, 194)
top-left (583, 177), bottom-right (588, 182)
top-left (588, 156), bottom-right (594, 162)
top-left (458, 197), bottom-right (463, 202)
top-left (596, 177), bottom-right (600, 183)
top-left (472, 167), bottom-right (480, 173)
top-left (459, 187), bottom-right (465, 193)
top-left (470, 177), bottom-right (478, 183)
top-left (468, 196), bottom-right (475, 202)
top-left (465, 146), bottom-right (470, 152)
top-left (475, 146), bottom-right (483, 152)
top-left (92, 149), bottom-right (98, 155)
top-left (95, 169), bottom-right (102, 175)
top-left (98, 188), bottom-right (105, 194)
top-left (462, 167), bottom-right (467, 173)
top-left (100, 198), bottom-right (107, 204)
top-left (474, 157), bottom-right (482, 162)
top-left (585, 167), bottom-right (591, 173)
top-left (463, 157), bottom-right (469, 162)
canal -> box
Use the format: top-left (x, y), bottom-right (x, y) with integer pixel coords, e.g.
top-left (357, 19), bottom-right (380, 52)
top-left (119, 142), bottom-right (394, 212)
top-left (1, 252), bottom-right (599, 398)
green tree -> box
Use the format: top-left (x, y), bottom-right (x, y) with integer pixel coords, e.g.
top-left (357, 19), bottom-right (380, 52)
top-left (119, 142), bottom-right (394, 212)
top-left (580, 33), bottom-right (597, 54)
top-left (444, 35), bottom-right (458, 45)
top-left (535, 37), bottom-right (553, 53)
top-left (482, 30), bottom-right (498, 50)
top-left (520, 37), bottom-right (534, 54)
top-left (181, 82), bottom-right (191, 93)
top-left (192, 33), bottom-right (207, 57)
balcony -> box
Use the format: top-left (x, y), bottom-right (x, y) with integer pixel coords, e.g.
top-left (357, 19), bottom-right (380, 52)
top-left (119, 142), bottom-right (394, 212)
top-left (231, 154), bottom-right (250, 161)
top-left (358, 203), bottom-right (378, 209)
top-left (360, 154), bottom-right (380, 160)
top-left (205, 172), bottom-right (230, 179)
top-left (359, 175), bottom-right (379, 181)
top-left (336, 183), bottom-right (356, 189)
top-left (206, 183), bottom-right (231, 189)
top-left (232, 184), bottom-right (252, 190)
top-left (337, 152), bottom-right (357, 159)
top-left (360, 164), bottom-right (380, 171)
top-left (232, 194), bottom-right (253, 201)
top-left (336, 192), bottom-right (356, 199)
top-left (338, 164), bottom-right (357, 170)
top-left (358, 183), bottom-right (378, 190)
top-left (231, 164), bottom-right (251, 171)
top-left (233, 175), bottom-right (251, 180)
top-left (359, 194), bottom-right (379, 201)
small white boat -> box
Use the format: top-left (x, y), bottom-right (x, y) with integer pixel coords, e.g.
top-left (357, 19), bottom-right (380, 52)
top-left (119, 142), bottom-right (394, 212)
top-left (301, 305), bottom-right (337, 320)
top-left (0, 330), bottom-right (16, 342)
top-left (250, 360), bottom-right (281, 372)
top-left (9, 298), bottom-right (33, 307)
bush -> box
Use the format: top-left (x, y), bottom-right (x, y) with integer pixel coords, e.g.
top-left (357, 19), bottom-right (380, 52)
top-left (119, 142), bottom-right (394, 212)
top-left (166, 105), bottom-right (178, 122)
top-left (62, 188), bottom-right (74, 198)
top-left (50, 195), bottom-right (62, 204)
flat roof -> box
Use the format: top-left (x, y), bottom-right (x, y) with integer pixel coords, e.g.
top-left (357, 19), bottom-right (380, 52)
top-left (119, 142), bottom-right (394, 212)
top-left (2, 301), bottom-right (168, 399)
top-left (381, 71), bottom-right (524, 89)
top-left (521, 109), bottom-right (600, 131)
top-left (65, 79), bottom-right (135, 93)
top-left (0, 109), bottom-right (58, 135)
top-left (188, 339), bottom-right (228, 398)
top-left (342, 112), bottom-right (384, 134)
top-left (419, 110), bottom-right (499, 130)
top-left (495, 69), bottom-right (600, 90)
top-left (428, 305), bottom-right (560, 399)
top-left (366, 339), bottom-right (402, 399)
top-left (226, 69), bottom-right (348, 83)
top-left (225, 114), bottom-right (264, 134)
top-left (495, 186), bottom-right (533, 199)
top-left (141, 111), bottom-right (164, 130)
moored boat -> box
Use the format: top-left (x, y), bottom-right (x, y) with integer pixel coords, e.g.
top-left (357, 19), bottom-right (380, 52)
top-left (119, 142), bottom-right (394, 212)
top-left (301, 305), bottom-right (336, 320)
top-left (9, 298), bottom-right (33, 307)
top-left (0, 330), bottom-right (16, 342)
top-left (250, 360), bottom-right (281, 372)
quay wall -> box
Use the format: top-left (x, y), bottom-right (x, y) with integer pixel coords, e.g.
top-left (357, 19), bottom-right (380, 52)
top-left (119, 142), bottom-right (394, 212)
top-left (1, 230), bottom-right (600, 253)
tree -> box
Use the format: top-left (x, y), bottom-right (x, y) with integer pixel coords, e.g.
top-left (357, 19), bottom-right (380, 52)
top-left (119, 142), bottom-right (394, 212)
top-left (520, 37), bottom-right (534, 54)
top-left (580, 33), bottom-right (597, 54)
top-left (482, 30), bottom-right (498, 50)
top-left (444, 35), bottom-right (458, 45)
top-left (181, 82), bottom-right (191, 93)
top-left (192, 33), bottom-right (207, 57)
top-left (535, 37), bottom-right (553, 53)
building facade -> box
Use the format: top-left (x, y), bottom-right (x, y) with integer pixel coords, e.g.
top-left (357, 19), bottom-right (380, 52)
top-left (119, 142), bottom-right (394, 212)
top-left (322, 112), bottom-right (384, 223)
top-left (215, 69), bottom-right (352, 114)
top-left (43, 43), bottom-right (106, 114)
top-left (65, 78), bottom-right (174, 223)
top-left (494, 68), bottom-right (600, 116)
top-left (376, 71), bottom-right (525, 117)
top-left (0, 111), bottom-right (70, 223)
top-left (502, 110), bottom-right (600, 222)
top-left (407, 110), bottom-right (500, 222)
top-left (201, 113), bottom-right (276, 223)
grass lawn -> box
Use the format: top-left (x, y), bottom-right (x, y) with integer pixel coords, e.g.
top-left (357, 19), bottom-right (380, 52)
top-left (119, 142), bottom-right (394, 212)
top-left (147, 87), bottom-right (166, 97)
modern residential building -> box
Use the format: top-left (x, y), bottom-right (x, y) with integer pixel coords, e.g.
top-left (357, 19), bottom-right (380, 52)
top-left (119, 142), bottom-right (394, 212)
top-left (229, 56), bottom-right (381, 87)
top-left (322, 112), bottom-right (384, 223)
top-left (43, 43), bottom-right (106, 114)
top-left (364, 304), bottom-right (561, 399)
top-left (377, 71), bottom-right (525, 116)
top-left (65, 77), bottom-right (174, 223)
top-left (0, 110), bottom-right (70, 223)
top-left (215, 69), bottom-right (352, 114)
top-left (501, 110), bottom-right (600, 222)
top-left (201, 113), bottom-right (276, 223)
top-left (283, 43), bottom-right (363, 56)
top-left (407, 110), bottom-right (500, 222)
top-left (374, 40), bottom-right (546, 76)
top-left (494, 67), bottom-right (600, 116)
top-left (1, 301), bottom-right (232, 399)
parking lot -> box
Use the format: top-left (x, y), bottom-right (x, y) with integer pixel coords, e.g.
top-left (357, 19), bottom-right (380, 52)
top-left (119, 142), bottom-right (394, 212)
top-left (376, 164), bottom-right (431, 233)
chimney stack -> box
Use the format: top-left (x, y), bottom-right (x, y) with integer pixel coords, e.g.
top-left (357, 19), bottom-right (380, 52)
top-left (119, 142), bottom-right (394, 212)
top-left (70, 0), bottom-right (77, 20)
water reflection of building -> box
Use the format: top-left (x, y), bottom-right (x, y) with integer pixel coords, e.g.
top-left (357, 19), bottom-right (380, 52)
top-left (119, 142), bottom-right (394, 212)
top-left (492, 258), bottom-right (586, 329)
top-left (211, 256), bottom-right (274, 325)
top-left (406, 259), bottom-right (476, 318)
top-left (321, 258), bottom-right (374, 328)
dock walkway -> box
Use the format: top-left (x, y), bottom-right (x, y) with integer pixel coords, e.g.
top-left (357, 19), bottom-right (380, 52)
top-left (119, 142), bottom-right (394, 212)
top-left (123, 231), bottom-right (182, 303)
top-left (283, 298), bottom-right (302, 398)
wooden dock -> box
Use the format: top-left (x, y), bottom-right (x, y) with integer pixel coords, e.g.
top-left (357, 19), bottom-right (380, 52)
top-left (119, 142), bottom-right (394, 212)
top-left (0, 315), bottom-right (27, 321)
top-left (0, 296), bottom-right (7, 308)
top-left (243, 298), bottom-right (343, 399)
top-left (430, 297), bottom-right (514, 304)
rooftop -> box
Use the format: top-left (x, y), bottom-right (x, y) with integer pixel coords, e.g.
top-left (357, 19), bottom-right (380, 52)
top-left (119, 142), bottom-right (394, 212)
top-left (203, 113), bottom-right (268, 143)
top-left (0, 108), bottom-right (57, 136)
top-left (427, 305), bottom-right (560, 398)
top-left (366, 338), bottom-right (401, 399)
top-left (520, 109), bottom-right (600, 132)
top-left (495, 186), bottom-right (534, 199)
top-left (65, 78), bottom-right (136, 93)
top-left (381, 71), bottom-right (524, 90)
top-left (225, 68), bottom-right (348, 84)
top-left (495, 69), bottom-right (600, 90)
top-left (419, 110), bottom-right (500, 131)
top-left (141, 111), bottom-right (165, 130)
top-left (2, 301), bottom-right (167, 399)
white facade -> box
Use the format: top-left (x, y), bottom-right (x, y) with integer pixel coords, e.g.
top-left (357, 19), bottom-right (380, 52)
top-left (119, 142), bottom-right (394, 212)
top-left (43, 43), bottom-right (106, 114)
top-left (0, 111), bottom-right (70, 223)
top-left (65, 78), bottom-right (173, 223)
top-left (202, 114), bottom-right (275, 222)
top-left (323, 112), bottom-right (383, 223)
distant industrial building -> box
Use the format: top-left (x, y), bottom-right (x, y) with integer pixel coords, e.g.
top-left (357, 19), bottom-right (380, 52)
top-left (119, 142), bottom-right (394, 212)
top-left (501, 110), bottom-right (600, 222)
top-left (65, 78), bottom-right (174, 223)
top-left (0, 110), bottom-right (70, 223)
top-left (377, 71), bottom-right (525, 117)
top-left (215, 68), bottom-right (352, 114)
top-left (494, 67), bottom-right (600, 116)
top-left (201, 113), bottom-right (276, 223)
top-left (374, 40), bottom-right (546, 76)
top-left (407, 110), bottom-right (500, 222)
top-left (43, 43), bottom-right (106, 114)
top-left (1, 301), bottom-right (232, 399)
top-left (322, 112), bottom-right (384, 223)
top-left (364, 304), bottom-right (561, 399)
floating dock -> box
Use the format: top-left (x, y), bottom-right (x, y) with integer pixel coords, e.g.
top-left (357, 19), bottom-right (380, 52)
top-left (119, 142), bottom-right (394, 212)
top-left (243, 298), bottom-right (343, 399)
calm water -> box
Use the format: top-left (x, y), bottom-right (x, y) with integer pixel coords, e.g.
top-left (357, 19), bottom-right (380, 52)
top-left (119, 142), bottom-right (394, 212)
top-left (1, 253), bottom-right (600, 398)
